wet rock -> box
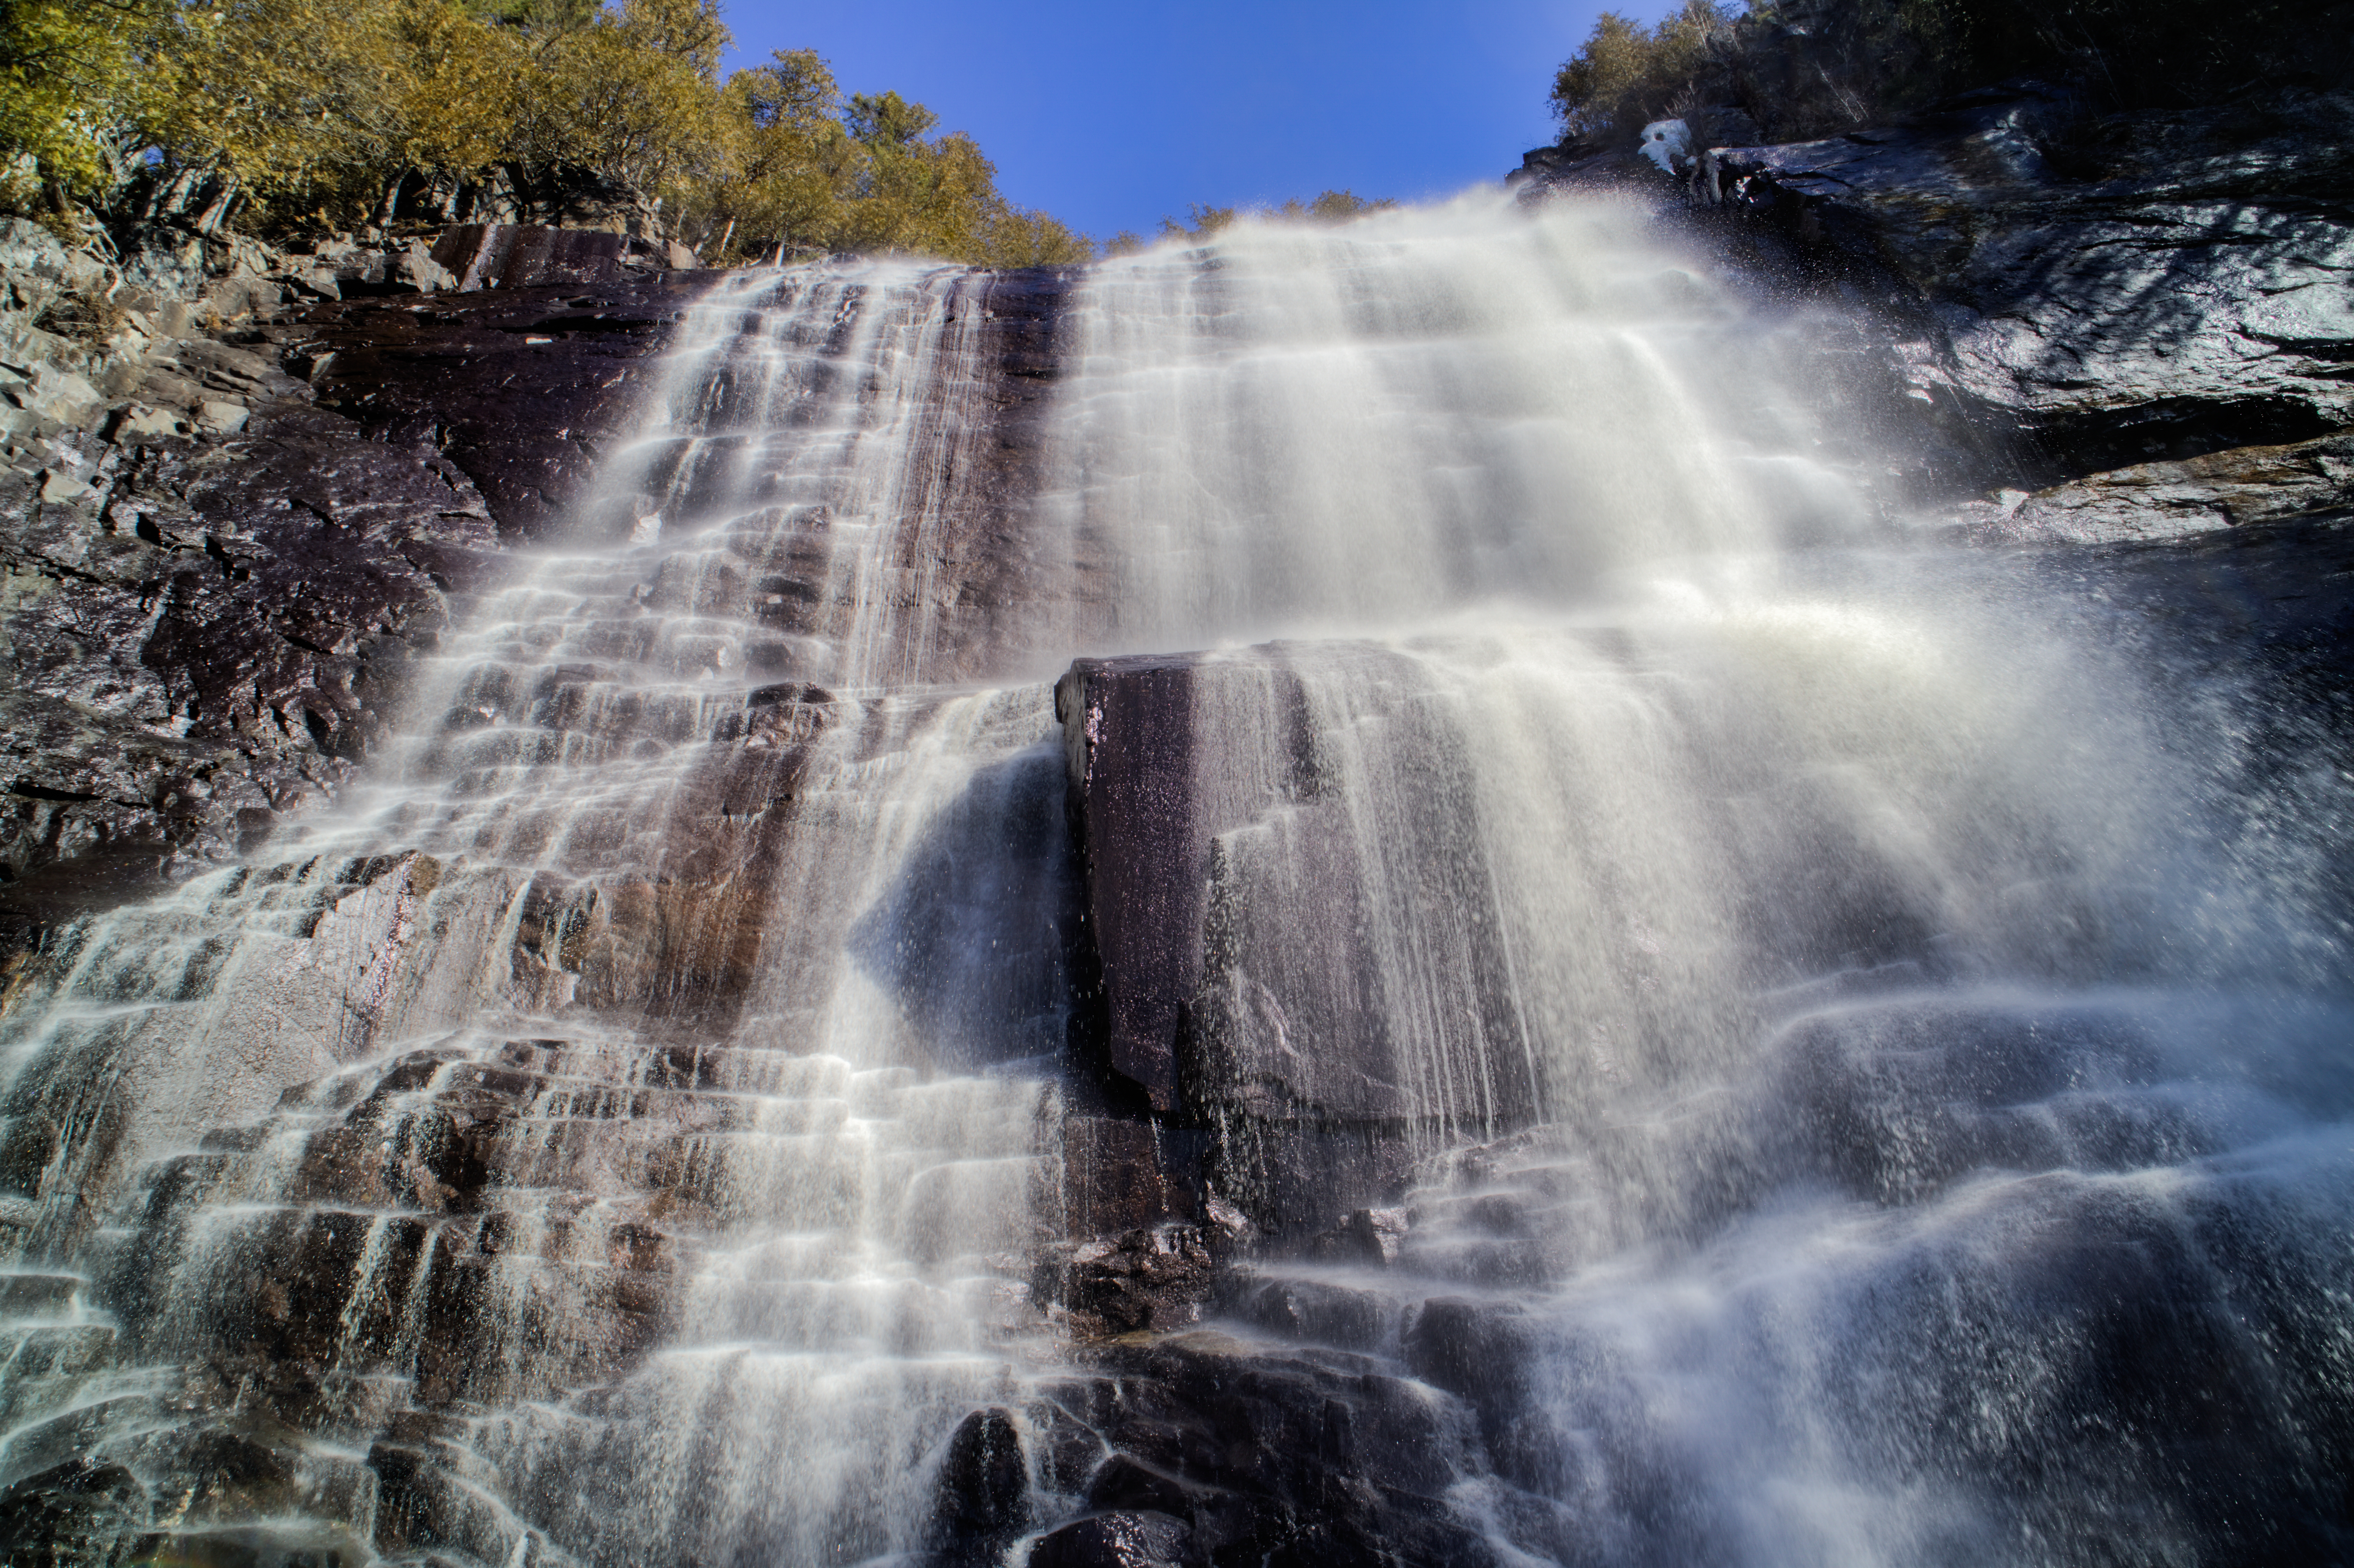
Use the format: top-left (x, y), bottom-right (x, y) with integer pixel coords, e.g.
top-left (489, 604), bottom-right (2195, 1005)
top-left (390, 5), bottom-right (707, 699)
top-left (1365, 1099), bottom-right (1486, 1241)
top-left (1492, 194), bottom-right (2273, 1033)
top-left (1062, 1116), bottom-right (1197, 1234)
top-left (0, 228), bottom-right (716, 908)
top-left (1401, 1298), bottom-right (1535, 1410)
top-left (1769, 1001), bottom-right (2199, 1206)
top-left (1304, 1207), bottom-right (1408, 1267)
top-left (1226, 1273), bottom-right (1388, 1351)
top-left (0, 1459), bottom-right (148, 1566)
top-left (1057, 646), bottom-right (1533, 1228)
top-left (1045, 1226), bottom-right (1216, 1337)
top-left (1056, 652), bottom-right (1209, 1118)
top-left (1059, 1333), bottom-right (1508, 1567)
top-left (1027, 1509), bottom-right (1192, 1568)
top-left (0, 398), bottom-right (497, 894)
top-left (259, 272), bottom-right (709, 541)
top-left (932, 1406), bottom-right (1031, 1553)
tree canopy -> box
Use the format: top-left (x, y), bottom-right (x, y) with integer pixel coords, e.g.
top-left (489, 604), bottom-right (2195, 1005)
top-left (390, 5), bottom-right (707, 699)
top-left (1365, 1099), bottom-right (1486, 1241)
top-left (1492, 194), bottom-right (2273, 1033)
top-left (1549, 0), bottom-right (2343, 147)
top-left (0, 0), bottom-right (1094, 264)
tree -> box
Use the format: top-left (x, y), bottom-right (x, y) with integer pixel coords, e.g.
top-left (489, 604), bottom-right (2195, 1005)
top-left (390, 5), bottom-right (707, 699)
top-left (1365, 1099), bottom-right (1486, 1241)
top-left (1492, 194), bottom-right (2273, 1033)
top-left (1155, 192), bottom-right (1395, 244)
top-left (677, 48), bottom-right (850, 258)
top-left (513, 0), bottom-right (733, 199)
top-left (0, 0), bottom-right (162, 206)
top-left (1549, 1), bottom-right (1731, 141)
top-left (844, 90), bottom-right (939, 148)
top-left (1158, 202), bottom-right (1237, 240)
top-left (3, 0), bottom-right (1095, 265)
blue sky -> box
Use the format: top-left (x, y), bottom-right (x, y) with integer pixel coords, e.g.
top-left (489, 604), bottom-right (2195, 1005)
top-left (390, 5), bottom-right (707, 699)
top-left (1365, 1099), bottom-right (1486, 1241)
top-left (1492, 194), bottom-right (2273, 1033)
top-left (719, 1), bottom-right (1685, 243)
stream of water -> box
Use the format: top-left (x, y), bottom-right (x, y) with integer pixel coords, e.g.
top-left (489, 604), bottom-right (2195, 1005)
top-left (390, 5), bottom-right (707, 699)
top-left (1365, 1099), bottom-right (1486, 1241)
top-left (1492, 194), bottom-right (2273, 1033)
top-left (0, 192), bottom-right (2343, 1565)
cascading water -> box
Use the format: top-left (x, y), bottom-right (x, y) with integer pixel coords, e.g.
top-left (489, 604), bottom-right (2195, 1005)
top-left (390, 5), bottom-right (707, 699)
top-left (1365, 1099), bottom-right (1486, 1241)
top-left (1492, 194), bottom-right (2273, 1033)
top-left (1042, 197), bottom-right (2352, 1564)
top-left (0, 260), bottom-right (1085, 1565)
top-left (0, 190), bottom-right (2340, 1567)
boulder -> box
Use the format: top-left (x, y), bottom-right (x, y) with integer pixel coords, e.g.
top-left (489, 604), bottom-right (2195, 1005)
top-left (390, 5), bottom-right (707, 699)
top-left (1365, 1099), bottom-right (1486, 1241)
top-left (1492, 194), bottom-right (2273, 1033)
top-left (932, 1407), bottom-right (1031, 1553)
top-left (1037, 1333), bottom-right (1508, 1567)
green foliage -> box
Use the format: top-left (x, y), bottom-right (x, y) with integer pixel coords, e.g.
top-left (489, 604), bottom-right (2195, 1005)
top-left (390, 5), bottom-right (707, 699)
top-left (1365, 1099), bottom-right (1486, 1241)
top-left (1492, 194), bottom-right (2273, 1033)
top-left (508, 0), bottom-right (734, 196)
top-left (844, 90), bottom-right (940, 148)
top-left (457, 0), bottom-right (597, 33)
top-left (675, 52), bottom-right (1093, 266)
top-left (1280, 190), bottom-right (1398, 222)
top-left (1549, 1), bottom-right (1734, 140)
top-left (0, 0), bottom-right (1092, 262)
top-left (1158, 202), bottom-right (1238, 240)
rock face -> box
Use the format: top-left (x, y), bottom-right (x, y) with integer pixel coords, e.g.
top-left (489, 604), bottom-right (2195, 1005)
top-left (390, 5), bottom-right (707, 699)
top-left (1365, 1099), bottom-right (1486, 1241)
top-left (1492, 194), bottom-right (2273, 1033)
top-left (1056, 647), bottom-right (1538, 1235)
top-left (0, 401), bottom-right (495, 902)
top-left (1967, 432), bottom-right (2354, 541)
top-left (1513, 85), bottom-right (2354, 539)
top-left (264, 269), bottom-right (712, 541)
top-left (431, 222), bottom-right (653, 293)
top-left (0, 227), bottom-right (701, 932)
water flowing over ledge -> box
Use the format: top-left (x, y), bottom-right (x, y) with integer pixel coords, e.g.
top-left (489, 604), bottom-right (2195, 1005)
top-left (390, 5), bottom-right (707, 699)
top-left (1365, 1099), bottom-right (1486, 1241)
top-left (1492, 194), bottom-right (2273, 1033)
top-left (0, 192), bottom-right (2345, 1566)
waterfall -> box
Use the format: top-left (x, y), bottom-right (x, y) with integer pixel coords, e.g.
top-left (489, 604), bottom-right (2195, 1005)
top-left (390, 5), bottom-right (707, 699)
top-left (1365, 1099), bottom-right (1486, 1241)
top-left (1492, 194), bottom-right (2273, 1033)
top-left (0, 192), bottom-right (2344, 1566)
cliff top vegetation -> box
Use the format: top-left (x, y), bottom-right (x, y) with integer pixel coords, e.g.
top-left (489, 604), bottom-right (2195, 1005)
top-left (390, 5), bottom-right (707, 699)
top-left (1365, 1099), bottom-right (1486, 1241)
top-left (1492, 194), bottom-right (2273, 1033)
top-left (1549, 0), bottom-right (2354, 148)
top-left (0, 0), bottom-right (1092, 265)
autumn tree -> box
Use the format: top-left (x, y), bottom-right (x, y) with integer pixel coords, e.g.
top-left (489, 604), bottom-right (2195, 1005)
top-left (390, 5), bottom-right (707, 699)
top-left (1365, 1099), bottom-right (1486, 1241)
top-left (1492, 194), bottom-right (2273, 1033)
top-left (0, 0), bottom-right (165, 209)
top-left (0, 0), bottom-right (1093, 263)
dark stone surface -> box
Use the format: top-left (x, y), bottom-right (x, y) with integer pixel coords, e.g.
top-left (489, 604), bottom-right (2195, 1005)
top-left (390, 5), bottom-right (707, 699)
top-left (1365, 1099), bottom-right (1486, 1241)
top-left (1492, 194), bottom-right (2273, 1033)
top-left (0, 397), bottom-right (496, 905)
top-left (0, 1459), bottom-right (147, 1567)
top-left (262, 271), bottom-right (714, 542)
top-left (1027, 1509), bottom-right (1192, 1568)
top-left (1056, 646), bottom-right (1533, 1232)
top-left (932, 1407), bottom-right (1033, 1556)
top-left (1515, 85), bottom-right (2354, 531)
top-left (431, 224), bottom-right (637, 292)
top-left (1031, 1334), bottom-right (1508, 1568)
top-left (0, 257), bottom-right (712, 934)
top-left (1040, 1225), bottom-right (1217, 1338)
top-left (1056, 654), bottom-right (1207, 1118)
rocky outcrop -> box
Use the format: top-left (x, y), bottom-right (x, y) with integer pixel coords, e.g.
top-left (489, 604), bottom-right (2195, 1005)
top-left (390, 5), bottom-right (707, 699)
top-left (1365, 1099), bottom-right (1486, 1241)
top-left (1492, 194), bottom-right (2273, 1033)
top-left (1965, 432), bottom-right (2354, 541)
top-left (1029, 1331), bottom-right (1507, 1568)
top-left (1514, 85), bottom-right (2354, 540)
top-left (0, 400), bottom-right (496, 906)
top-left (0, 222), bottom-right (705, 924)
